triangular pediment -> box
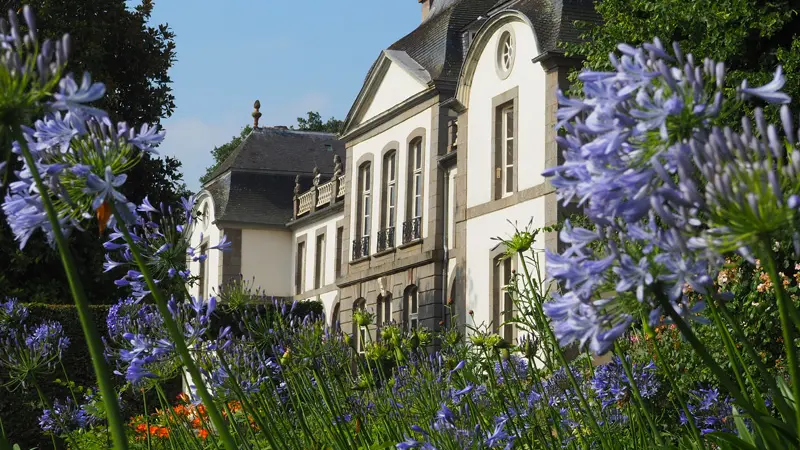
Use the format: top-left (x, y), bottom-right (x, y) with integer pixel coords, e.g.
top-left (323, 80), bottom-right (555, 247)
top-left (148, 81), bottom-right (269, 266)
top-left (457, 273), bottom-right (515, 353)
top-left (342, 50), bottom-right (432, 135)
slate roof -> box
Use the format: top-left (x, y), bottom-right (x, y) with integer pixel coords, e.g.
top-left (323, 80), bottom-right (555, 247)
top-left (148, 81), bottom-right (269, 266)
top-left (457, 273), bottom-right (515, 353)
top-left (204, 127), bottom-right (345, 226)
top-left (388, 0), bottom-right (499, 83)
top-left (387, 0), bottom-right (598, 84)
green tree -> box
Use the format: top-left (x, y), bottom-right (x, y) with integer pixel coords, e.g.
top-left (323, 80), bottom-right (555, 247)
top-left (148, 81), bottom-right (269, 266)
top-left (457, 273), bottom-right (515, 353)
top-left (295, 111), bottom-right (344, 133)
top-left (199, 125), bottom-right (253, 185)
top-left (200, 111), bottom-right (342, 184)
top-left (0, 0), bottom-right (185, 304)
top-left (567, 0), bottom-right (800, 123)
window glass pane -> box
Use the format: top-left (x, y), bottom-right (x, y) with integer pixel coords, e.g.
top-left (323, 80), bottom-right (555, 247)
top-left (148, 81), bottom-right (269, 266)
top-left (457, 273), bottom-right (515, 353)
top-left (389, 154), bottom-right (396, 181)
top-left (411, 318), bottom-right (418, 330)
top-left (506, 166), bottom-right (514, 193)
top-left (505, 108), bottom-right (514, 138)
top-left (411, 291), bottom-right (418, 312)
top-left (506, 139), bottom-right (514, 165)
top-left (414, 142), bottom-right (422, 170)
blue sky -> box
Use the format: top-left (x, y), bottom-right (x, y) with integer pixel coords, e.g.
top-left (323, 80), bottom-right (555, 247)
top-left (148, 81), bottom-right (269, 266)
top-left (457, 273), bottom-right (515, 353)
top-left (146, 1), bottom-right (420, 191)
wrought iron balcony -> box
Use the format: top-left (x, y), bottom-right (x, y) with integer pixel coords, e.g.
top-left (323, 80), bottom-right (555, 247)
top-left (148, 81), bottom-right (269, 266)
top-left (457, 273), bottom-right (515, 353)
top-left (376, 227), bottom-right (395, 252)
top-left (352, 236), bottom-right (370, 260)
top-left (402, 216), bottom-right (422, 244)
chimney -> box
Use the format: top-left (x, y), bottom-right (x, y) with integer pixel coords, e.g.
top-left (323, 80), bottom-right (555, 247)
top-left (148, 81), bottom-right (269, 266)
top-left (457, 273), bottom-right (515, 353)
top-left (419, 0), bottom-right (433, 22)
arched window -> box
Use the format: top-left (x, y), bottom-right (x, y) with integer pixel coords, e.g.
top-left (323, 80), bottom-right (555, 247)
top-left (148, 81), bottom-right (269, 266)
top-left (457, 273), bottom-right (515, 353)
top-left (202, 204), bottom-right (210, 230)
top-left (330, 302), bottom-right (340, 332)
top-left (378, 151), bottom-right (397, 251)
top-left (403, 137), bottom-right (424, 244)
top-left (377, 293), bottom-right (392, 329)
top-left (403, 285), bottom-right (419, 331)
top-left (354, 163), bottom-right (372, 259)
top-left (352, 298), bottom-right (367, 354)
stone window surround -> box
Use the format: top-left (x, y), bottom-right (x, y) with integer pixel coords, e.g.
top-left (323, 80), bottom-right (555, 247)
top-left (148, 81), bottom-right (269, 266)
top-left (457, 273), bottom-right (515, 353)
top-left (294, 233), bottom-right (308, 295)
top-left (354, 153), bottom-right (375, 243)
top-left (491, 86), bottom-right (519, 200)
top-left (405, 127), bottom-right (427, 225)
top-left (314, 227), bottom-right (327, 290)
top-left (379, 141), bottom-right (399, 234)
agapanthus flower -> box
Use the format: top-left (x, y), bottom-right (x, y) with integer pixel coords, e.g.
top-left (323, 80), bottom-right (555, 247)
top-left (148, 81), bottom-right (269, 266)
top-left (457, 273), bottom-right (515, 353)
top-left (543, 38), bottom-right (800, 354)
top-left (591, 356), bottom-right (660, 409)
top-left (0, 297), bottom-right (28, 337)
top-left (0, 319), bottom-right (69, 387)
top-left (39, 397), bottom-right (94, 434)
top-left (679, 386), bottom-right (736, 434)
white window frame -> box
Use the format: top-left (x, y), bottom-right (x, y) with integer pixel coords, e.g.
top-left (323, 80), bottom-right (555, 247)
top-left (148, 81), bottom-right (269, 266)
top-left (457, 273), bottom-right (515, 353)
top-left (404, 286), bottom-right (419, 330)
top-left (411, 140), bottom-right (423, 219)
top-left (493, 255), bottom-right (515, 342)
top-left (383, 152), bottom-right (397, 229)
top-left (501, 104), bottom-right (514, 197)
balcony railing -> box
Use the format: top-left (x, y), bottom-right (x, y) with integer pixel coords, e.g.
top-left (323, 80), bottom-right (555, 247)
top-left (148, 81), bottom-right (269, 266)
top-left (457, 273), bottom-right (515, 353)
top-left (316, 181), bottom-right (333, 207)
top-left (352, 236), bottom-right (370, 260)
top-left (402, 216), bottom-right (422, 244)
top-left (337, 175), bottom-right (345, 197)
top-left (376, 227), bottom-right (395, 252)
top-left (297, 191), bottom-right (314, 216)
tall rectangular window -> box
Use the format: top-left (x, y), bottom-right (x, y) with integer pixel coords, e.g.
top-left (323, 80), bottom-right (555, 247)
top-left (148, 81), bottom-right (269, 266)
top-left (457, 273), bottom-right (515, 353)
top-left (198, 243), bottom-right (208, 299)
top-left (382, 151), bottom-right (397, 229)
top-left (295, 241), bottom-right (305, 294)
top-left (410, 139), bottom-right (423, 219)
top-left (493, 256), bottom-right (514, 342)
top-left (494, 101), bottom-right (516, 199)
top-left (314, 234), bottom-right (325, 290)
top-left (359, 163), bottom-right (372, 238)
top-left (335, 226), bottom-right (343, 277)
top-left (404, 286), bottom-right (419, 330)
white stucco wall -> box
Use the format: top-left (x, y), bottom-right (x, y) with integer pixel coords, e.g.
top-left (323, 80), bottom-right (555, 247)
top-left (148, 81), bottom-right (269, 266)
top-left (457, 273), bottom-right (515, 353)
top-left (291, 212), bottom-right (344, 319)
top-left (465, 20), bottom-right (546, 208)
top-left (349, 107), bottom-right (433, 257)
top-left (361, 61), bottom-right (427, 124)
top-left (241, 228), bottom-right (293, 297)
top-left (189, 193), bottom-right (222, 299)
top-left (464, 197), bottom-right (547, 333)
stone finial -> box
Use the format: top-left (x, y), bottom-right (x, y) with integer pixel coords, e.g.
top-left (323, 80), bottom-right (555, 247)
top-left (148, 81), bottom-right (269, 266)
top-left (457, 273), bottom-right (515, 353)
top-left (333, 154), bottom-right (342, 177)
top-left (252, 100), bottom-right (262, 128)
top-left (293, 174), bottom-right (301, 195)
top-left (312, 166), bottom-right (321, 186)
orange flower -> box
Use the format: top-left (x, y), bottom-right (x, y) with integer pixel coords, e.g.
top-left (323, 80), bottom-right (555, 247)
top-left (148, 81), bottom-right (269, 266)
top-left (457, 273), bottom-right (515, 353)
top-left (191, 417), bottom-right (203, 429)
top-left (197, 405), bottom-right (207, 417)
top-left (149, 425), bottom-right (159, 435)
top-left (135, 423), bottom-right (147, 433)
top-left (156, 427), bottom-right (170, 438)
top-left (198, 428), bottom-right (209, 439)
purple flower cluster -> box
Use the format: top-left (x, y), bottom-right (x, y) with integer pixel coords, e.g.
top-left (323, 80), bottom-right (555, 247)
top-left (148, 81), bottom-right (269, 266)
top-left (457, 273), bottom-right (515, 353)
top-left (39, 397), bottom-right (94, 435)
top-left (493, 354), bottom-right (529, 384)
top-left (0, 297), bottom-right (29, 337)
top-left (103, 195), bottom-right (230, 300)
top-left (105, 295), bottom-right (217, 385)
top-left (590, 356), bottom-right (659, 409)
top-left (543, 38), bottom-right (799, 354)
top-left (679, 386), bottom-right (735, 435)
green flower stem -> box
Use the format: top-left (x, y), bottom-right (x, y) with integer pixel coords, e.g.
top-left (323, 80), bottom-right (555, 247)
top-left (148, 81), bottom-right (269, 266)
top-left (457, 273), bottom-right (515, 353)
top-left (715, 300), bottom-right (795, 422)
top-left (613, 342), bottom-right (663, 445)
top-left (655, 292), bottom-right (789, 445)
top-left (757, 244), bottom-right (800, 445)
top-left (142, 390), bottom-right (152, 450)
top-left (641, 314), bottom-right (703, 445)
top-left (517, 254), bottom-right (610, 449)
top-left (14, 131), bottom-right (129, 450)
top-left (109, 205), bottom-right (238, 450)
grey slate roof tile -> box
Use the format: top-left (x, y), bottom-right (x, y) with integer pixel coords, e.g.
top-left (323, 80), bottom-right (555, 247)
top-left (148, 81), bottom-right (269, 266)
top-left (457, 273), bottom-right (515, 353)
top-left (204, 127), bottom-right (345, 227)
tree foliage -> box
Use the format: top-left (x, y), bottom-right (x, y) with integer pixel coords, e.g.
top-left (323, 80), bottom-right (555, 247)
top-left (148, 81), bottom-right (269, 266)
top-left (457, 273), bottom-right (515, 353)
top-left (199, 125), bottom-right (253, 185)
top-left (567, 0), bottom-right (800, 123)
top-left (0, 0), bottom-right (185, 303)
top-left (294, 111), bottom-right (344, 134)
